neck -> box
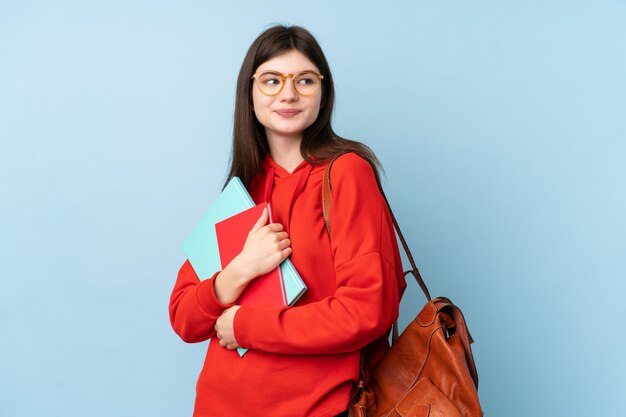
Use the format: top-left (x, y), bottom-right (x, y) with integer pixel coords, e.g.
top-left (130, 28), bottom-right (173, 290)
top-left (267, 134), bottom-right (304, 174)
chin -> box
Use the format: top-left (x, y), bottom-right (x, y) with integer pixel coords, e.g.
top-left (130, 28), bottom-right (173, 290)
top-left (274, 124), bottom-right (307, 134)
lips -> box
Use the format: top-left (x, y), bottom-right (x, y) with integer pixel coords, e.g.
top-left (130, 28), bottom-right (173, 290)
top-left (275, 109), bottom-right (301, 117)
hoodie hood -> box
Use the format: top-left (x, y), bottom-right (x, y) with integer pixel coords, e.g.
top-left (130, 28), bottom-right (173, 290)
top-left (261, 154), bottom-right (320, 179)
top-left (259, 153), bottom-right (323, 235)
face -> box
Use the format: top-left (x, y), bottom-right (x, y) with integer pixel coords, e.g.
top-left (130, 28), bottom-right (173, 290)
top-left (252, 49), bottom-right (323, 146)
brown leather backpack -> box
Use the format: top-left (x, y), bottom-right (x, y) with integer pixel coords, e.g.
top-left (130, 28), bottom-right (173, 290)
top-left (322, 156), bottom-right (483, 417)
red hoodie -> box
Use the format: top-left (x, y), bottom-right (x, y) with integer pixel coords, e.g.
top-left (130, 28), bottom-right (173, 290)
top-left (169, 152), bottom-right (406, 417)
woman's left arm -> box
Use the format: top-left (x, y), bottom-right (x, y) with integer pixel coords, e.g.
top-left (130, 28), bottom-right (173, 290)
top-left (223, 153), bottom-right (406, 354)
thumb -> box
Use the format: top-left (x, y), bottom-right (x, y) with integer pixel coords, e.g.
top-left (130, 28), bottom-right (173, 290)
top-left (250, 206), bottom-right (269, 232)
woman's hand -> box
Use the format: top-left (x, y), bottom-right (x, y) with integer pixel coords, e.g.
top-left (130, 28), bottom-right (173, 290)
top-left (215, 305), bottom-right (241, 350)
top-left (233, 206), bottom-right (292, 283)
top-left (213, 207), bottom-right (292, 305)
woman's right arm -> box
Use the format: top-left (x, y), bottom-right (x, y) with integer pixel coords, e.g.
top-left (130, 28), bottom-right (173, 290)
top-left (168, 261), bottom-right (237, 343)
top-left (169, 207), bottom-right (292, 343)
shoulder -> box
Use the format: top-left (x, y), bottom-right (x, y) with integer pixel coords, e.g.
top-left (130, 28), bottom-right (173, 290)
top-left (331, 152), bottom-right (372, 174)
top-left (328, 152), bottom-right (380, 197)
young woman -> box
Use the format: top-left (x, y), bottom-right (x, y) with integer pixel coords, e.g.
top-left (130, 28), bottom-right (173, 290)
top-left (169, 25), bottom-right (406, 417)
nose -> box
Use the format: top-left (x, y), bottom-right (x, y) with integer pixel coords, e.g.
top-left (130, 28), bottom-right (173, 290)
top-left (279, 77), bottom-right (299, 101)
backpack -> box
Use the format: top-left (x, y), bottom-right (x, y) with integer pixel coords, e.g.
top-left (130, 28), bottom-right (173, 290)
top-left (322, 156), bottom-right (483, 417)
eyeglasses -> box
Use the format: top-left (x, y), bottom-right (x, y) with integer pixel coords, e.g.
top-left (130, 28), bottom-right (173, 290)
top-left (251, 70), bottom-right (324, 96)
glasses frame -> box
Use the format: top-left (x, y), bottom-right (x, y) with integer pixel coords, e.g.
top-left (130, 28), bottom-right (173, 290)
top-left (251, 70), bottom-right (324, 97)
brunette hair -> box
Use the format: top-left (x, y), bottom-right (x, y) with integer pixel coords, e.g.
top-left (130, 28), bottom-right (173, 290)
top-left (225, 24), bottom-right (382, 188)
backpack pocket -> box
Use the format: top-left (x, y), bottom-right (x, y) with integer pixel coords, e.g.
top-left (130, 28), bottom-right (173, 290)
top-left (393, 378), bottom-right (463, 417)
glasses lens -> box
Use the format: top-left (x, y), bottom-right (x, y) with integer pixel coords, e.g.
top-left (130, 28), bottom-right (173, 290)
top-left (293, 72), bottom-right (321, 95)
top-left (257, 72), bottom-right (283, 95)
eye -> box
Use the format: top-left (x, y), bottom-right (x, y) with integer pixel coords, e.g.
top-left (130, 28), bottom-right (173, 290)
top-left (296, 72), bottom-right (318, 85)
top-left (257, 72), bottom-right (283, 86)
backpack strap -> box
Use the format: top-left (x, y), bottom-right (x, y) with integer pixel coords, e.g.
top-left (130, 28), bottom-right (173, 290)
top-left (322, 154), bottom-right (431, 302)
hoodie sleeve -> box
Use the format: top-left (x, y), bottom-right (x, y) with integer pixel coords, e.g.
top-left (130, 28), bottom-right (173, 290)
top-left (234, 153), bottom-right (403, 355)
top-left (169, 260), bottom-right (235, 343)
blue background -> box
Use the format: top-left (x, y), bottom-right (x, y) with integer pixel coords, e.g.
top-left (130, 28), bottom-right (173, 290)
top-left (1, 1), bottom-right (624, 416)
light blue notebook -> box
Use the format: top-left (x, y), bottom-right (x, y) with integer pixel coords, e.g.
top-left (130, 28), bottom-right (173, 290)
top-left (183, 177), bottom-right (307, 306)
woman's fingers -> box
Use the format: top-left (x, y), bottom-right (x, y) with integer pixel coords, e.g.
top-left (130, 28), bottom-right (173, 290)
top-left (281, 247), bottom-right (293, 259)
top-left (250, 207), bottom-right (269, 233)
top-left (215, 305), bottom-right (241, 349)
top-left (251, 209), bottom-right (285, 237)
top-left (266, 223), bottom-right (284, 233)
top-left (237, 214), bottom-right (293, 278)
top-left (219, 340), bottom-right (238, 350)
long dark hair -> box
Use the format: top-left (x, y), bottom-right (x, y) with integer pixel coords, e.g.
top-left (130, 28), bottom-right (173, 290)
top-left (225, 24), bottom-right (382, 188)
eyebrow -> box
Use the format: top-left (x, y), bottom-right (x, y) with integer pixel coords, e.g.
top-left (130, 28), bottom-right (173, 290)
top-left (257, 69), bottom-right (319, 73)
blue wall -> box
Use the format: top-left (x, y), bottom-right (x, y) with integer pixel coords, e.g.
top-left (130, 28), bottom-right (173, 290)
top-left (1, 1), bottom-right (624, 416)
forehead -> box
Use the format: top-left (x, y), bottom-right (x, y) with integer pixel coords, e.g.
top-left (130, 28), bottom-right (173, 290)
top-left (256, 49), bottom-right (319, 73)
